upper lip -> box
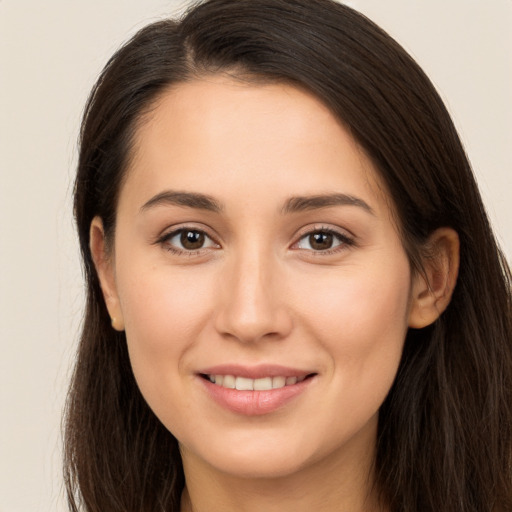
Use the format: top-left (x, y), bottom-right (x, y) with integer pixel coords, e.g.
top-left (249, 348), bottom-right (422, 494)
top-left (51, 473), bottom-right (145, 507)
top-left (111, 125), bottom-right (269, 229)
top-left (198, 364), bottom-right (315, 379)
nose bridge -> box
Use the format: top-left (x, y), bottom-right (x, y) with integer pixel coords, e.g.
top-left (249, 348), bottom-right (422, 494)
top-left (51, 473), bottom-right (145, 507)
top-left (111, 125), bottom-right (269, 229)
top-left (214, 240), bottom-right (291, 343)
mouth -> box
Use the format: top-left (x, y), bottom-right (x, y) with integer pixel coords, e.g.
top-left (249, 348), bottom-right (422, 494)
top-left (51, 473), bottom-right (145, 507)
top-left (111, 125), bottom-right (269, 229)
top-left (197, 364), bottom-right (317, 415)
top-left (200, 373), bottom-right (314, 391)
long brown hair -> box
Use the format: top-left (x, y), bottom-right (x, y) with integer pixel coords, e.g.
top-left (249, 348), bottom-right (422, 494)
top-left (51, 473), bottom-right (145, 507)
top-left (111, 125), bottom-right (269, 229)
top-left (65, 1), bottom-right (512, 510)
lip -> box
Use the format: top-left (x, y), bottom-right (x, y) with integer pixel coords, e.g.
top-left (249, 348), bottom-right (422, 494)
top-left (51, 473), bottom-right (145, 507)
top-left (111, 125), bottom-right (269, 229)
top-left (197, 364), bottom-right (316, 416)
top-left (199, 364), bottom-right (312, 380)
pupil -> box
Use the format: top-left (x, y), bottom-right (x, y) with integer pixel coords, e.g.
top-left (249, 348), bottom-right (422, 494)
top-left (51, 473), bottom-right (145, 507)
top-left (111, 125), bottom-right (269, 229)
top-left (310, 232), bottom-right (333, 250)
top-left (181, 230), bottom-right (204, 250)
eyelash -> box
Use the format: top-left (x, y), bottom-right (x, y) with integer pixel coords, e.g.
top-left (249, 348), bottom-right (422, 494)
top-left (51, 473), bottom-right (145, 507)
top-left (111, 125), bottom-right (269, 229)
top-left (293, 226), bottom-right (355, 255)
top-left (157, 227), bottom-right (220, 256)
top-left (156, 226), bottom-right (354, 256)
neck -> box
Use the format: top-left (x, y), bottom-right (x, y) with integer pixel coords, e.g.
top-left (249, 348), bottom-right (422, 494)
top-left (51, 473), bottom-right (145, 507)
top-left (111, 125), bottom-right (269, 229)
top-left (180, 421), bottom-right (386, 512)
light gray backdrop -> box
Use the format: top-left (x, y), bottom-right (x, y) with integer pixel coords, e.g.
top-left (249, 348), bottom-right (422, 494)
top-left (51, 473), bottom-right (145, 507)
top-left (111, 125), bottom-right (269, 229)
top-left (0, 1), bottom-right (510, 510)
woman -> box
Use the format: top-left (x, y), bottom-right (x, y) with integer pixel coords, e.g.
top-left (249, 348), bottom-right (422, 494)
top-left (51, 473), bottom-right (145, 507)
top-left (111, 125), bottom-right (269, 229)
top-left (64, 0), bottom-right (512, 510)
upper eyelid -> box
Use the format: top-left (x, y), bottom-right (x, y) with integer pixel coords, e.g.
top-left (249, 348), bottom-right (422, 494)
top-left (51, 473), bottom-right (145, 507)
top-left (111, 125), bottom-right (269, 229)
top-left (157, 224), bottom-right (218, 242)
top-left (293, 224), bottom-right (355, 241)
top-left (157, 227), bottom-right (220, 255)
top-left (155, 223), bottom-right (354, 249)
top-left (165, 228), bottom-right (215, 241)
top-left (290, 225), bottom-right (356, 253)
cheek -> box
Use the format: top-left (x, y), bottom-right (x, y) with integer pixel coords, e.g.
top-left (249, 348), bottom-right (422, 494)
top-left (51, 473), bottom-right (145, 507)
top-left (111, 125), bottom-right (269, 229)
top-left (294, 253), bottom-right (411, 397)
top-left (300, 263), bottom-right (410, 337)
top-left (121, 264), bottom-right (212, 334)
top-left (116, 263), bottom-right (215, 391)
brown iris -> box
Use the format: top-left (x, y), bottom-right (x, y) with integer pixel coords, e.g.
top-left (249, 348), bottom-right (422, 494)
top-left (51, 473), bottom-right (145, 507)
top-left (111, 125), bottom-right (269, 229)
top-left (309, 232), bottom-right (334, 250)
top-left (180, 230), bottom-right (205, 250)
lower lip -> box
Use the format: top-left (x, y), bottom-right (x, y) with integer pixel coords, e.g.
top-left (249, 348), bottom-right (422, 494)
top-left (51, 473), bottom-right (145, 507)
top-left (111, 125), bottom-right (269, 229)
top-left (200, 376), bottom-right (314, 416)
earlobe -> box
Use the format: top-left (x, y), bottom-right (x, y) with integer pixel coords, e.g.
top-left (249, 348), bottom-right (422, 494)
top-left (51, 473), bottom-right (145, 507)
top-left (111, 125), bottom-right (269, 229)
top-left (408, 227), bottom-right (460, 329)
top-left (89, 217), bottom-right (125, 331)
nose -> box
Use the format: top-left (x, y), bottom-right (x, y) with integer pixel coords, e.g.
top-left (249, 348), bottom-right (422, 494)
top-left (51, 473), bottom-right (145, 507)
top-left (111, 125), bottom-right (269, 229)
top-left (213, 248), bottom-right (293, 344)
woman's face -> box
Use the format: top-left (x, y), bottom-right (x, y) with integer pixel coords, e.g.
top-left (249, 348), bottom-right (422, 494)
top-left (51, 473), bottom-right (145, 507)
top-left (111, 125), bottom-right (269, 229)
top-left (96, 77), bottom-right (420, 479)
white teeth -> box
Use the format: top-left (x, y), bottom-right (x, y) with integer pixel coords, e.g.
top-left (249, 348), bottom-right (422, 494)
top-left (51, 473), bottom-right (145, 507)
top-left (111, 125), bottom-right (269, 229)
top-left (235, 377), bottom-right (254, 390)
top-left (223, 375), bottom-right (236, 389)
top-left (254, 377), bottom-right (272, 391)
top-left (207, 374), bottom-right (307, 390)
top-left (272, 376), bottom-right (286, 389)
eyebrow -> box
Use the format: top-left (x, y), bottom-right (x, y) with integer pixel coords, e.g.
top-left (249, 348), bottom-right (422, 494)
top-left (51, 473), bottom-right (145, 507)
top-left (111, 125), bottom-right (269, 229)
top-left (282, 193), bottom-right (374, 215)
top-left (140, 190), bottom-right (223, 213)
top-left (140, 190), bottom-right (374, 216)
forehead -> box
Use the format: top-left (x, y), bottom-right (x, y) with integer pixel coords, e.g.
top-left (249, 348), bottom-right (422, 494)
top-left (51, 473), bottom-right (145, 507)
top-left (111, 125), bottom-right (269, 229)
top-left (122, 76), bottom-right (392, 217)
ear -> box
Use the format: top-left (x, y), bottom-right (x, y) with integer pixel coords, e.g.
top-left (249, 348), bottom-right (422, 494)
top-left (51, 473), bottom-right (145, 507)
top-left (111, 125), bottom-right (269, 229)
top-left (408, 227), bottom-right (460, 329)
top-left (89, 216), bottom-right (125, 331)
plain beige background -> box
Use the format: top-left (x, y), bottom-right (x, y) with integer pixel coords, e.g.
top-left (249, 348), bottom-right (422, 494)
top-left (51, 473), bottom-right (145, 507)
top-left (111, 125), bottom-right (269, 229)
top-left (0, 1), bottom-right (510, 510)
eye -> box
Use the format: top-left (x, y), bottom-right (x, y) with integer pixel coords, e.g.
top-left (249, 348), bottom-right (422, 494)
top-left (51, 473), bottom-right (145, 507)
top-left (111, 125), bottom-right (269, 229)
top-left (295, 229), bottom-right (353, 252)
top-left (161, 228), bottom-right (218, 253)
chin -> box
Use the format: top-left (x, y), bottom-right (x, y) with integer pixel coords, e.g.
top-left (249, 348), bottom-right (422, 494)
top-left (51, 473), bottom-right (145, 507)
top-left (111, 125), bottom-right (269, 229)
top-left (208, 452), bottom-right (310, 480)
top-left (181, 428), bottom-right (332, 481)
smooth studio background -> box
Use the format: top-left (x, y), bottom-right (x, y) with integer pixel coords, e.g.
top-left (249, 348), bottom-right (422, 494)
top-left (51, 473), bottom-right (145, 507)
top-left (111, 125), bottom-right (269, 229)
top-left (0, 1), bottom-right (510, 510)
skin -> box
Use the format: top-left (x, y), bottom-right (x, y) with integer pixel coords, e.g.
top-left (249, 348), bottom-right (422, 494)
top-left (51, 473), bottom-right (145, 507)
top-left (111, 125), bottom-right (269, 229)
top-left (91, 76), bottom-right (459, 512)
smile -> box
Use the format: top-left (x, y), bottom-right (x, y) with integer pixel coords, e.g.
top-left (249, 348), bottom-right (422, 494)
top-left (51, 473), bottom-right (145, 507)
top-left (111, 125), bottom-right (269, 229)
top-left (205, 374), bottom-right (307, 390)
top-left (198, 366), bottom-right (316, 415)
